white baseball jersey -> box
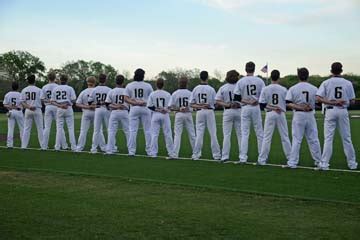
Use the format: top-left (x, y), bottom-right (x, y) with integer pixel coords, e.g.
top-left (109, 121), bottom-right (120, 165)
top-left (51, 85), bottom-right (77, 105)
top-left (286, 82), bottom-right (318, 110)
top-left (147, 90), bottom-right (171, 109)
top-left (21, 85), bottom-right (42, 108)
top-left (89, 86), bottom-right (112, 106)
top-left (317, 77), bottom-right (355, 108)
top-left (215, 83), bottom-right (237, 104)
top-left (169, 89), bottom-right (192, 109)
top-left (234, 76), bottom-right (265, 103)
top-left (125, 81), bottom-right (153, 103)
top-left (189, 84), bottom-right (217, 109)
top-left (259, 84), bottom-right (288, 112)
top-left (41, 83), bottom-right (58, 105)
top-left (105, 87), bottom-right (129, 110)
top-left (4, 91), bottom-right (23, 109)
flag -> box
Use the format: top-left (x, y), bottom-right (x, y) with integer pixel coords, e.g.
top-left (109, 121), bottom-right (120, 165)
top-left (261, 64), bottom-right (268, 73)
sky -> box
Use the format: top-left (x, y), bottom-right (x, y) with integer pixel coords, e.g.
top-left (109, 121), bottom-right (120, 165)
top-left (0, 0), bottom-right (359, 78)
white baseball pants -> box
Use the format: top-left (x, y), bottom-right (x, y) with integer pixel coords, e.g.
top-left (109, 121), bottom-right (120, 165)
top-left (7, 110), bottom-right (24, 148)
top-left (319, 108), bottom-right (357, 169)
top-left (221, 108), bottom-right (242, 161)
top-left (287, 111), bottom-right (322, 167)
top-left (128, 106), bottom-right (152, 156)
top-left (240, 105), bottom-right (263, 162)
top-left (21, 108), bottom-right (43, 149)
top-left (106, 110), bottom-right (130, 154)
top-left (173, 112), bottom-right (196, 158)
top-left (258, 111), bottom-right (291, 164)
top-left (55, 107), bottom-right (76, 151)
top-left (43, 105), bottom-right (68, 150)
top-left (192, 109), bottom-right (221, 160)
top-left (91, 107), bottom-right (110, 153)
top-left (149, 112), bottom-right (175, 158)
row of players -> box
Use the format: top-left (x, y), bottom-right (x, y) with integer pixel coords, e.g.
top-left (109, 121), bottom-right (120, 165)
top-left (3, 62), bottom-right (357, 170)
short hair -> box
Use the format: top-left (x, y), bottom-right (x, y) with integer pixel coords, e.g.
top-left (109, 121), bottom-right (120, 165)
top-left (116, 74), bottom-right (125, 85)
top-left (12, 81), bottom-right (19, 91)
top-left (86, 76), bottom-right (96, 85)
top-left (245, 61), bottom-right (255, 73)
top-left (271, 70), bottom-right (280, 81)
top-left (156, 78), bottom-right (164, 89)
top-left (297, 68), bottom-right (309, 81)
top-left (27, 74), bottom-right (36, 84)
top-left (98, 73), bottom-right (107, 83)
top-left (331, 62), bottom-right (343, 75)
top-left (134, 68), bottom-right (145, 81)
top-left (200, 71), bottom-right (208, 81)
top-left (225, 70), bottom-right (240, 84)
top-left (60, 74), bottom-right (68, 84)
top-left (178, 76), bottom-right (188, 89)
top-left (47, 72), bottom-right (56, 82)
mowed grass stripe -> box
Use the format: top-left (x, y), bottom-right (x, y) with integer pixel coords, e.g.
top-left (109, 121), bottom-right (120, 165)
top-left (1, 148), bottom-right (359, 204)
top-left (0, 170), bottom-right (359, 240)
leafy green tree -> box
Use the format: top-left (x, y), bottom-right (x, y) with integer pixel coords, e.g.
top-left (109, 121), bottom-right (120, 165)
top-left (0, 50), bottom-right (46, 88)
top-left (60, 60), bottom-right (117, 94)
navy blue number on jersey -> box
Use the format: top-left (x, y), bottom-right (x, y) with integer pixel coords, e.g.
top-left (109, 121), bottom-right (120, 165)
top-left (134, 89), bottom-right (144, 98)
top-left (198, 93), bottom-right (207, 103)
top-left (11, 98), bottom-right (16, 105)
top-left (302, 91), bottom-right (309, 103)
top-left (246, 85), bottom-right (256, 95)
top-left (272, 93), bottom-right (279, 105)
top-left (25, 92), bottom-right (36, 101)
top-left (178, 97), bottom-right (188, 107)
top-left (335, 87), bottom-right (342, 99)
top-left (46, 90), bottom-right (52, 99)
top-left (115, 95), bottom-right (124, 104)
top-left (156, 98), bottom-right (165, 108)
top-left (56, 91), bottom-right (67, 100)
top-left (96, 93), bottom-right (107, 102)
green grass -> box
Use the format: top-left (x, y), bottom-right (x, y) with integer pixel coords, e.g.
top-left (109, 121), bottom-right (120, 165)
top-left (0, 111), bottom-right (359, 239)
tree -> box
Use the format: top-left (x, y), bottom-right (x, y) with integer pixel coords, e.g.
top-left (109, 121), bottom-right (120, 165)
top-left (60, 60), bottom-right (117, 94)
top-left (0, 50), bottom-right (46, 88)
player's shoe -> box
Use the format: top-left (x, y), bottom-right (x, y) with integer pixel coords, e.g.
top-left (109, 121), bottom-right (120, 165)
top-left (6, 112), bottom-right (11, 118)
top-left (192, 157), bottom-right (199, 161)
top-left (219, 159), bottom-right (228, 163)
top-left (282, 164), bottom-right (297, 169)
top-left (235, 161), bottom-right (247, 165)
top-left (257, 161), bottom-right (266, 166)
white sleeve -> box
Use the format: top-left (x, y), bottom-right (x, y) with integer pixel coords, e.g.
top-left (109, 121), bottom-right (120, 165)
top-left (105, 91), bottom-right (112, 103)
top-left (168, 94), bottom-right (175, 107)
top-left (259, 89), bottom-right (267, 104)
top-left (189, 90), bottom-right (196, 104)
top-left (70, 88), bottom-right (77, 101)
top-left (20, 90), bottom-right (26, 102)
top-left (285, 89), bottom-right (293, 102)
top-left (146, 93), bottom-right (154, 107)
top-left (40, 88), bottom-right (45, 100)
top-left (88, 89), bottom-right (95, 102)
top-left (347, 82), bottom-right (356, 100)
top-left (76, 92), bottom-right (83, 104)
top-left (215, 87), bottom-right (223, 101)
top-left (233, 81), bottom-right (241, 95)
top-left (3, 94), bottom-right (9, 105)
top-left (316, 82), bottom-right (326, 97)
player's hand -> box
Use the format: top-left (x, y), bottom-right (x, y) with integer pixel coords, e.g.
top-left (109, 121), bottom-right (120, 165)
top-left (231, 102), bottom-right (240, 108)
top-left (274, 107), bottom-right (282, 114)
top-left (335, 99), bottom-right (346, 107)
top-left (29, 106), bottom-right (36, 111)
top-left (250, 100), bottom-right (258, 106)
top-left (303, 104), bottom-right (312, 112)
top-left (179, 107), bottom-right (188, 112)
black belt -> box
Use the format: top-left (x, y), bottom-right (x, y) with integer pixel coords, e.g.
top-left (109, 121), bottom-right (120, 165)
top-left (326, 106), bottom-right (347, 110)
top-left (295, 109), bottom-right (313, 112)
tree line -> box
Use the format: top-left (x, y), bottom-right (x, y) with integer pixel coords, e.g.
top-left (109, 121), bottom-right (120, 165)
top-left (1, 50), bottom-right (359, 99)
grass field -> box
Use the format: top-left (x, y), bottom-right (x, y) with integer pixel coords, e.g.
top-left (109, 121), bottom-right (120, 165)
top-left (0, 111), bottom-right (359, 239)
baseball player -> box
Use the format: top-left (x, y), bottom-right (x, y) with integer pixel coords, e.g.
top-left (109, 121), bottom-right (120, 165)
top-left (124, 68), bottom-right (153, 156)
top-left (257, 70), bottom-right (291, 165)
top-left (316, 62), bottom-right (357, 170)
top-left (190, 71), bottom-right (221, 160)
top-left (285, 68), bottom-right (322, 168)
top-left (169, 77), bottom-right (196, 158)
top-left (215, 70), bottom-right (242, 162)
top-left (147, 78), bottom-right (176, 158)
top-left (105, 75), bottom-right (130, 155)
top-left (234, 62), bottom-right (265, 163)
top-left (75, 76), bottom-right (105, 151)
top-left (89, 74), bottom-right (112, 153)
top-left (51, 74), bottom-right (77, 151)
top-left (3, 82), bottom-right (24, 148)
top-left (20, 75), bottom-right (44, 149)
top-left (41, 72), bottom-right (68, 150)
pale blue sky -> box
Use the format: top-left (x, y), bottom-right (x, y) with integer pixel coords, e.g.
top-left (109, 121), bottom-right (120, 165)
top-left (0, 0), bottom-right (359, 78)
